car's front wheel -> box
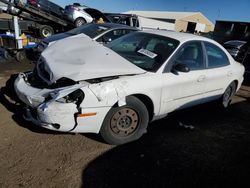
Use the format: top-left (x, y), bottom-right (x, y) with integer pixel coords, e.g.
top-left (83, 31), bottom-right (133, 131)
top-left (100, 96), bottom-right (149, 145)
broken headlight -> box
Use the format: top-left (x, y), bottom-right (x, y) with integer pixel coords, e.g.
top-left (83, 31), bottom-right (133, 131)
top-left (54, 89), bottom-right (85, 107)
top-left (36, 57), bottom-right (53, 84)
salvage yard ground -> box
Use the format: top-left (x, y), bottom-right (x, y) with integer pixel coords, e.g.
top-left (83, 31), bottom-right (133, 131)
top-left (0, 60), bottom-right (250, 187)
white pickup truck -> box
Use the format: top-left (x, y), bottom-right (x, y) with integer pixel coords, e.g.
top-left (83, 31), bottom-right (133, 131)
top-left (105, 13), bottom-right (175, 31)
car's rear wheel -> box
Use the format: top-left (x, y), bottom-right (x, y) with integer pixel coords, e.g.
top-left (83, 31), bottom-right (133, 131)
top-left (222, 81), bottom-right (236, 108)
top-left (100, 96), bottom-right (149, 145)
top-left (75, 17), bottom-right (86, 27)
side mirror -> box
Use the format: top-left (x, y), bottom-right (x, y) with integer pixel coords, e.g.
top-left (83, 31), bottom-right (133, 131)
top-left (172, 63), bottom-right (190, 74)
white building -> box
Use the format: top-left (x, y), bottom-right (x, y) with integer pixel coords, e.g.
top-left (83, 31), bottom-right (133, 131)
top-left (124, 11), bottom-right (214, 33)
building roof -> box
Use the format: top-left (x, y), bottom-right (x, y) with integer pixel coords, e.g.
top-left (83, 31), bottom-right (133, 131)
top-left (124, 11), bottom-right (198, 20)
top-left (123, 11), bottom-right (214, 26)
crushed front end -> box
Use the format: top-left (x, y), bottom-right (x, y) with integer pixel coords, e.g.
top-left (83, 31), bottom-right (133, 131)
top-left (14, 71), bottom-right (86, 132)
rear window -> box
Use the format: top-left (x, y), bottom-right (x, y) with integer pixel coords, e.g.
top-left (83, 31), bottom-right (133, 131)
top-left (204, 42), bottom-right (230, 68)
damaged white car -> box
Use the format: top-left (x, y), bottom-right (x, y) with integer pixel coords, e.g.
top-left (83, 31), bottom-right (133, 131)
top-left (14, 31), bottom-right (245, 145)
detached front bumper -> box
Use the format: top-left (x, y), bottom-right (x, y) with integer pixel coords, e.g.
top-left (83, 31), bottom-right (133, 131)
top-left (14, 72), bottom-right (111, 133)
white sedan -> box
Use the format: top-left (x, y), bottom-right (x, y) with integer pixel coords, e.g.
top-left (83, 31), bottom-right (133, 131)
top-left (14, 31), bottom-right (245, 145)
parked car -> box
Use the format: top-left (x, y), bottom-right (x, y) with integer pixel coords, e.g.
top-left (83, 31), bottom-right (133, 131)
top-left (14, 30), bottom-right (245, 145)
top-left (64, 3), bottom-right (110, 27)
top-left (223, 40), bottom-right (249, 63)
top-left (27, 0), bottom-right (65, 18)
top-left (36, 23), bottom-right (138, 52)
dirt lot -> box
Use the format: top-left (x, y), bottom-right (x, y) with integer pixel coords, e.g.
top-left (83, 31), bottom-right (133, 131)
top-left (0, 59), bottom-right (250, 188)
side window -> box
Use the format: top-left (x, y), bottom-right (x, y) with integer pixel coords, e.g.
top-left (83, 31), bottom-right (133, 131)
top-left (204, 42), bottom-right (229, 68)
top-left (173, 42), bottom-right (204, 70)
top-left (119, 17), bottom-right (131, 26)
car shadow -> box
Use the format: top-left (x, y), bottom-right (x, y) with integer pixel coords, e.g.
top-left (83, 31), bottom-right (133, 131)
top-left (81, 100), bottom-right (250, 188)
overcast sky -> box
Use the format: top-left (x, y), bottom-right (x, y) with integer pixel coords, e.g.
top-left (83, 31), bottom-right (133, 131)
top-left (54, 0), bottom-right (250, 23)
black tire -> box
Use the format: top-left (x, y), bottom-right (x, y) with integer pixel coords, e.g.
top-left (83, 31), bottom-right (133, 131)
top-left (3, 49), bottom-right (14, 62)
top-left (100, 96), bottom-right (149, 145)
top-left (75, 18), bottom-right (86, 27)
top-left (16, 50), bottom-right (28, 63)
top-left (39, 25), bottom-right (54, 38)
top-left (221, 81), bottom-right (236, 108)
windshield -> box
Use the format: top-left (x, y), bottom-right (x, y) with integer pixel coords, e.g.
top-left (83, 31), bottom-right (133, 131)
top-left (66, 24), bottom-right (110, 38)
top-left (106, 32), bottom-right (179, 72)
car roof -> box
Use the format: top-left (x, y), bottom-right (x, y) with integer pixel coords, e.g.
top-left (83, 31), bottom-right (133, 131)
top-left (91, 23), bottom-right (138, 30)
top-left (141, 29), bottom-right (216, 44)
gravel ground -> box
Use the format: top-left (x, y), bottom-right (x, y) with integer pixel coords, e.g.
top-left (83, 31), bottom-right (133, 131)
top-left (0, 59), bottom-right (250, 188)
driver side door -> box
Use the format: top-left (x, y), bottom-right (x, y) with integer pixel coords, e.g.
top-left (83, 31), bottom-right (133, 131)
top-left (160, 41), bottom-right (207, 114)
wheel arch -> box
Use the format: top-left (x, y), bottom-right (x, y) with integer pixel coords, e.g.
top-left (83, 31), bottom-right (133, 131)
top-left (229, 79), bottom-right (239, 91)
top-left (223, 80), bottom-right (239, 93)
top-left (110, 94), bottom-right (155, 122)
top-left (75, 17), bottom-right (87, 23)
top-left (130, 94), bottom-right (154, 122)
top-left (234, 79), bottom-right (239, 91)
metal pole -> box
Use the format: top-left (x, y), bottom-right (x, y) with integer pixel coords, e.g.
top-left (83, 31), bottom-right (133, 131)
top-left (13, 15), bottom-right (23, 49)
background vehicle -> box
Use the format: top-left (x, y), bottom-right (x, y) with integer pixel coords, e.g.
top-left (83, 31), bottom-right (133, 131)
top-left (0, 0), bottom-right (75, 38)
top-left (105, 13), bottom-right (175, 30)
top-left (36, 23), bottom-right (137, 52)
top-left (0, 0), bottom-right (110, 39)
top-left (28, 0), bottom-right (65, 19)
top-left (213, 20), bottom-right (250, 44)
top-left (64, 3), bottom-right (110, 27)
top-left (223, 40), bottom-right (248, 62)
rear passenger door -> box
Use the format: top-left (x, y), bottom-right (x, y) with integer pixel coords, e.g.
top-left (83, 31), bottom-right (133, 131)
top-left (202, 42), bottom-right (232, 99)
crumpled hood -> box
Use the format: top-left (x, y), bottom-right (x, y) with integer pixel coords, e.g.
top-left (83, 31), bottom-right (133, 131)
top-left (41, 34), bottom-right (146, 83)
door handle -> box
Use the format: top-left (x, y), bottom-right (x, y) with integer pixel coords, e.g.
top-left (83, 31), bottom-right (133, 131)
top-left (197, 75), bottom-right (206, 82)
